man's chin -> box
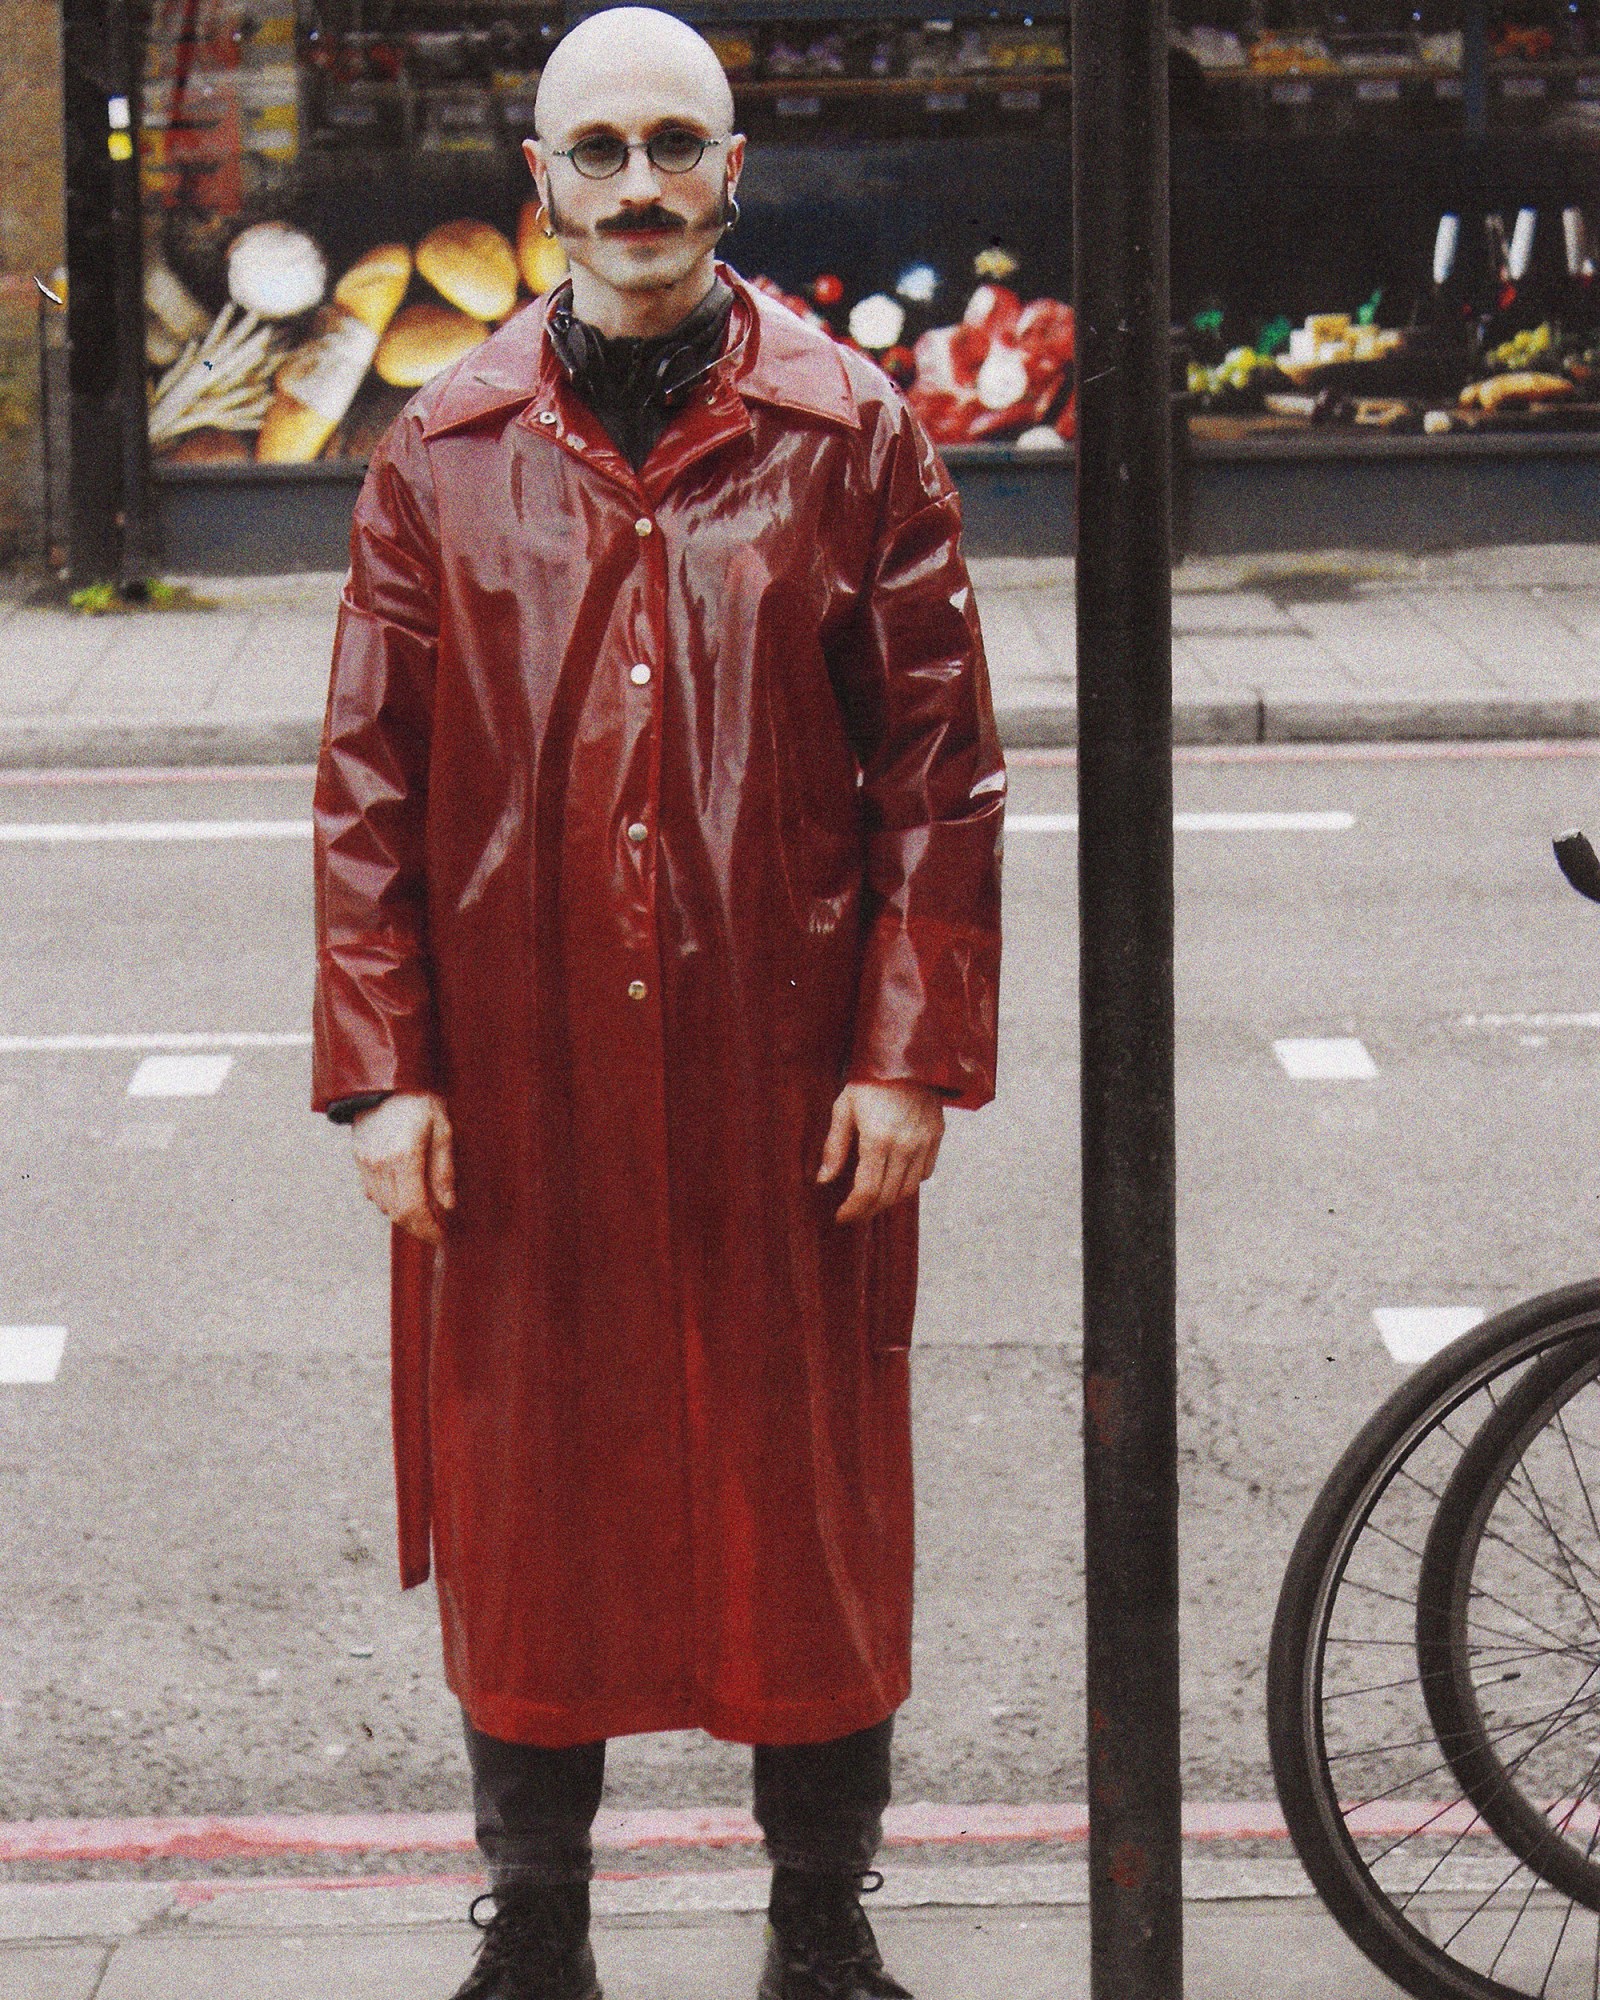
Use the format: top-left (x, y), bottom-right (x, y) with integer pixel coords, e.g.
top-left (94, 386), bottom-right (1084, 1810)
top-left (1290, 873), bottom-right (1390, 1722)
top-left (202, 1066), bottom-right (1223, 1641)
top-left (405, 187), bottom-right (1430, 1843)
top-left (580, 242), bottom-right (710, 291)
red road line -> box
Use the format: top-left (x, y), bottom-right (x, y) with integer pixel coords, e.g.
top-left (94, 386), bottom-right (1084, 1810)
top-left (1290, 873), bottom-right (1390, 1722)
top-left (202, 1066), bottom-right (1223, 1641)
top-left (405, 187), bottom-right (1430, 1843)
top-left (0, 1801), bottom-right (1517, 1864)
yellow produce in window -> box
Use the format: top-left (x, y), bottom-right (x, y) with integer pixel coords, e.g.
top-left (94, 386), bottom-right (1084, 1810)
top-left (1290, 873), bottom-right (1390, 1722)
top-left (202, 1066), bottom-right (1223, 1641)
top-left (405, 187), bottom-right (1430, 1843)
top-left (375, 302), bottom-right (490, 387)
top-left (517, 202), bottom-right (571, 295)
top-left (417, 219), bottom-right (519, 322)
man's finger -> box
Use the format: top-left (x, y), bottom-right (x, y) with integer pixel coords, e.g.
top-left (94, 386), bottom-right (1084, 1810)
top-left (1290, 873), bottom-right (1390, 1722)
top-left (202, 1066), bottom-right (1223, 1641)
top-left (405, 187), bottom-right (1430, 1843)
top-left (429, 1118), bottom-right (456, 1212)
top-left (391, 1145), bottom-right (433, 1230)
top-left (835, 1136), bottom-right (889, 1222)
top-left (876, 1147), bottom-right (920, 1214)
top-left (399, 1203), bottom-right (443, 1246)
top-left (817, 1094), bottom-right (855, 1183)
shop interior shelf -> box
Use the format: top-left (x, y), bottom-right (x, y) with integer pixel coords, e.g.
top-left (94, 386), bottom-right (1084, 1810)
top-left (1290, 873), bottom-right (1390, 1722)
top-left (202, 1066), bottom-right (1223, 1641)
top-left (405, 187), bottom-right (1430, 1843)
top-left (731, 68), bottom-right (1068, 95)
top-left (570, 0), bottom-right (1064, 21)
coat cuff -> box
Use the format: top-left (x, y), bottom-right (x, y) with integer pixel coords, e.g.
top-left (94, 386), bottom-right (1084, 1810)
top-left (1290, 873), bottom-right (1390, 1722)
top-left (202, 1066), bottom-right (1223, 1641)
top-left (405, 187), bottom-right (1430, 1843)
top-left (848, 915), bottom-right (1000, 1112)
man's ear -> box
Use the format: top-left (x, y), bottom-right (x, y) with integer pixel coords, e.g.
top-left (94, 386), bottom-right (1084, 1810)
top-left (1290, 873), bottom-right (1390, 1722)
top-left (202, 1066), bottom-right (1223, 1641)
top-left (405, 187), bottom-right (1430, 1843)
top-left (521, 136), bottom-right (545, 198)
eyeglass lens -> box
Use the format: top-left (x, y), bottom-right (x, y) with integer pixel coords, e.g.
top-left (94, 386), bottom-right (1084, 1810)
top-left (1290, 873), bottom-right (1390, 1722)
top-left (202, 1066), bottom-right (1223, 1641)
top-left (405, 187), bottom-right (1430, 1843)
top-left (570, 130), bottom-right (710, 177)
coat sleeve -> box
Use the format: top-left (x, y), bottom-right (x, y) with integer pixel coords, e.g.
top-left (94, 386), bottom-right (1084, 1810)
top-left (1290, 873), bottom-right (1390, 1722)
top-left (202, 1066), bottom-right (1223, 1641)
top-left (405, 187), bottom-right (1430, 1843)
top-left (311, 411), bottom-right (442, 1113)
top-left (831, 398), bottom-right (1006, 1113)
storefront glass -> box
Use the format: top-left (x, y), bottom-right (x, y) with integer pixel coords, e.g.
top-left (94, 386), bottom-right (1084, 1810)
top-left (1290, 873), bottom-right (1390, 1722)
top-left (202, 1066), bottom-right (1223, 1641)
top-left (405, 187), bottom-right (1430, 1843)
top-left (135, 0), bottom-right (1600, 485)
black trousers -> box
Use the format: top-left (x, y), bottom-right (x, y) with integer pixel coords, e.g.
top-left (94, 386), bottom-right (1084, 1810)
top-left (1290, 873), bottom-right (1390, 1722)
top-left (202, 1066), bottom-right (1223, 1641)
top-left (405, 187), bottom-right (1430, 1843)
top-left (463, 1710), bottom-right (895, 1890)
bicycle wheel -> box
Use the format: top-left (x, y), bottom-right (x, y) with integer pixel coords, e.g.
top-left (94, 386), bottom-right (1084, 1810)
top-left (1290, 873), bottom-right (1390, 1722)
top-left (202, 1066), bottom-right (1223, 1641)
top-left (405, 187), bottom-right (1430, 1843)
top-left (1268, 1279), bottom-right (1600, 2000)
top-left (1416, 1333), bottom-right (1600, 1911)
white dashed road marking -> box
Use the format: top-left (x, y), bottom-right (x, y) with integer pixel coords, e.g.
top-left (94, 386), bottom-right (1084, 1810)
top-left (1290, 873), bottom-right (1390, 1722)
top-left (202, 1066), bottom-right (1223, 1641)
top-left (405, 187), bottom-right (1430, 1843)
top-left (1004, 811), bottom-right (1355, 834)
top-left (1373, 1306), bottom-right (1487, 1364)
top-left (0, 820), bottom-right (312, 843)
top-left (1273, 1037), bottom-right (1379, 1081)
top-left (0, 1327), bottom-right (66, 1384)
top-left (1458, 1012), bottom-right (1600, 1029)
top-left (127, 1054), bottom-right (234, 1098)
top-left (0, 1033), bottom-right (309, 1054)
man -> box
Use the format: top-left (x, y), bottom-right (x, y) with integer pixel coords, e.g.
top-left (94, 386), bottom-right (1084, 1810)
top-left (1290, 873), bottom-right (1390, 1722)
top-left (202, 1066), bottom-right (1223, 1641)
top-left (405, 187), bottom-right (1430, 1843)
top-left (311, 8), bottom-right (1005, 1997)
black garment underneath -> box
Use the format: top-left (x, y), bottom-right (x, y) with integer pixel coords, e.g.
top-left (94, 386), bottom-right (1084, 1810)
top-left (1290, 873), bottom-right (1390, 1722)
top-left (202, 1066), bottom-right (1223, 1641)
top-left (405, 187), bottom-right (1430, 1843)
top-left (547, 273), bottom-right (735, 472)
top-left (463, 1711), bottom-right (894, 1889)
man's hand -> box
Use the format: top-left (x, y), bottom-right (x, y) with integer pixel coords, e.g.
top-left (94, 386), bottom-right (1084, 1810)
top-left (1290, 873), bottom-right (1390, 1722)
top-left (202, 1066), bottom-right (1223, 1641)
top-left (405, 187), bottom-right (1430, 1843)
top-left (351, 1092), bottom-right (455, 1245)
top-left (818, 1081), bottom-right (945, 1224)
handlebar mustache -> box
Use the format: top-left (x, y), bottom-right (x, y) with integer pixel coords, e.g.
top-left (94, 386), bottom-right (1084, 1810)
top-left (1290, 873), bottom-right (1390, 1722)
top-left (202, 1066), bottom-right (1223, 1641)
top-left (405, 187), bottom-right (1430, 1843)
top-left (592, 210), bottom-right (680, 235)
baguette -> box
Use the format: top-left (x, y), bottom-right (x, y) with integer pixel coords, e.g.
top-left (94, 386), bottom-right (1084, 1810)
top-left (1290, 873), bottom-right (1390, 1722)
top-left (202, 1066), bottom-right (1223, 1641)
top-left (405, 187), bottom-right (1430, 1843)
top-left (256, 244), bottom-right (413, 463)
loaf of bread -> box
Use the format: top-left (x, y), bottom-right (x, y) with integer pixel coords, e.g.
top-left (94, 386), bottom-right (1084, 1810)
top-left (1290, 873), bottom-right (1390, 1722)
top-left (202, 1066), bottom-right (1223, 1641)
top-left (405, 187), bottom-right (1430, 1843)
top-left (165, 425), bottom-right (251, 464)
top-left (1460, 370), bottom-right (1574, 411)
top-left (334, 242), bottom-right (412, 334)
top-left (516, 201), bottom-right (570, 295)
top-left (374, 301), bottom-right (490, 386)
top-left (256, 245), bottom-right (414, 464)
top-left (417, 219), bottom-right (518, 322)
top-left (257, 393), bottom-right (339, 463)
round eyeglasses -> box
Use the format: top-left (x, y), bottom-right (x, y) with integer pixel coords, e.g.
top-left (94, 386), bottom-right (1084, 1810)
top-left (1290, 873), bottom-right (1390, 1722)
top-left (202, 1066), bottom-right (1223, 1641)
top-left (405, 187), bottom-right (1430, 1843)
top-left (549, 129), bottom-right (723, 179)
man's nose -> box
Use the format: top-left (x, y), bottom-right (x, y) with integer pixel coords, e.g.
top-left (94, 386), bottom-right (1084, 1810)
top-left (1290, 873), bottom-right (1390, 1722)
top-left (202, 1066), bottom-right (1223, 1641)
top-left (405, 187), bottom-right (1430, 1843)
top-left (614, 145), bottom-right (666, 198)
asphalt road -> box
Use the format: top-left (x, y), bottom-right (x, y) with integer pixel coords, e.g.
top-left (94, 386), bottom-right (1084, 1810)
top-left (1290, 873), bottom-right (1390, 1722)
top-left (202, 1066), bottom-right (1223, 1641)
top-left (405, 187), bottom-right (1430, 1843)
top-left (4, 744), bottom-right (1600, 1824)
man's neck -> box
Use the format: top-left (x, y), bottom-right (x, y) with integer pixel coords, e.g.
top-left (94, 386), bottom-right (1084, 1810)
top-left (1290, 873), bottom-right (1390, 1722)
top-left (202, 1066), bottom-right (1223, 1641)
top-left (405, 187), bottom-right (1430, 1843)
top-left (565, 257), bottom-right (722, 339)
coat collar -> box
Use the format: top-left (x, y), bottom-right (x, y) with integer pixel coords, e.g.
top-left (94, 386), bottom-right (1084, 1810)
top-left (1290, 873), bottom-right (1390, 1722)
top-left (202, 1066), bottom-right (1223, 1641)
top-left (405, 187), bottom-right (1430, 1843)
top-left (418, 261), bottom-right (860, 447)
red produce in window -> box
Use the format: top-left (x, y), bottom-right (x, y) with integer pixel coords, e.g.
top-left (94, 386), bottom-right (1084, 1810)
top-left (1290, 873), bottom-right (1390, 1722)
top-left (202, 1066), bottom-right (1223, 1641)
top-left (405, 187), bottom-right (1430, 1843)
top-left (907, 285), bottom-right (1076, 443)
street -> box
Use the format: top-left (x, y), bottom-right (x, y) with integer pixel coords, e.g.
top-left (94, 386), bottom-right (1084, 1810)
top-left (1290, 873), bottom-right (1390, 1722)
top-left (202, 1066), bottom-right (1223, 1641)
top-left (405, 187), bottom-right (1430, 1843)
top-left (4, 741), bottom-right (1600, 1825)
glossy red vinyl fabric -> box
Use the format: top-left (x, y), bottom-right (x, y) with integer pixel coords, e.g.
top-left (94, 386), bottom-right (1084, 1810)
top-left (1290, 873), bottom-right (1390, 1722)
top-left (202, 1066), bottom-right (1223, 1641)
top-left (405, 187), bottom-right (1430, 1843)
top-left (311, 261), bottom-right (1005, 1747)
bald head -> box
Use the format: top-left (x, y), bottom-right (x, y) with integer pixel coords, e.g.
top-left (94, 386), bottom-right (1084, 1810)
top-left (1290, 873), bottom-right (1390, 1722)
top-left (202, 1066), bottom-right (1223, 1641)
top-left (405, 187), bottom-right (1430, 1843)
top-left (535, 6), bottom-right (735, 142)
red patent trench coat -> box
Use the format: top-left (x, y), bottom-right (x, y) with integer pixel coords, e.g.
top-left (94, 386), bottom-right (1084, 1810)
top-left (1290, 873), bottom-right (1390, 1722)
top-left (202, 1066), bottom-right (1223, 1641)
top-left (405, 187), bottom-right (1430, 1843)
top-left (312, 262), bottom-right (1005, 1747)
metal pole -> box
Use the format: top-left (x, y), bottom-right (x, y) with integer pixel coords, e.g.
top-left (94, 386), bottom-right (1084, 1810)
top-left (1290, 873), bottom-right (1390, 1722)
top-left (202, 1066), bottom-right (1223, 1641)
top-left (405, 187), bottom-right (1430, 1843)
top-left (1072, 0), bottom-right (1181, 1987)
top-left (105, 0), bottom-right (158, 588)
top-left (61, 0), bottom-right (155, 586)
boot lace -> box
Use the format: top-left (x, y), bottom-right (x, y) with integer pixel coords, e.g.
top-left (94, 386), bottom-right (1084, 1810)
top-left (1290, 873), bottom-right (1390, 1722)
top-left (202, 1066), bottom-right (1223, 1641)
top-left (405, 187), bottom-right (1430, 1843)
top-left (457, 1890), bottom-right (581, 1997)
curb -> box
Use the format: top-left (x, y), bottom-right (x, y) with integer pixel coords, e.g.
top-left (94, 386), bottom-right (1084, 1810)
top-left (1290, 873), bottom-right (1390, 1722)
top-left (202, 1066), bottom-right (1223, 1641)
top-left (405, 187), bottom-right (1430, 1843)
top-left (5, 694), bottom-right (1600, 771)
top-left (997, 693), bottom-right (1600, 750)
top-left (0, 1861), bottom-right (1329, 1946)
top-left (0, 719), bottom-right (323, 772)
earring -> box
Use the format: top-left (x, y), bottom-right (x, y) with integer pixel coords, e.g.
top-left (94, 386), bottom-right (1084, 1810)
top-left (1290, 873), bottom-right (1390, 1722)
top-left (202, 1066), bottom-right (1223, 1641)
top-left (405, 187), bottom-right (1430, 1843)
top-left (537, 203), bottom-right (555, 239)
top-left (723, 195), bottom-right (740, 233)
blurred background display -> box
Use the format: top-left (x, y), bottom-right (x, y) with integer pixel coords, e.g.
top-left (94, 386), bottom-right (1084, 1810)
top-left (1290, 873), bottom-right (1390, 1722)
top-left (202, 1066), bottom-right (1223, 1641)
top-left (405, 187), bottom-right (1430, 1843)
top-left (132, 0), bottom-right (1600, 476)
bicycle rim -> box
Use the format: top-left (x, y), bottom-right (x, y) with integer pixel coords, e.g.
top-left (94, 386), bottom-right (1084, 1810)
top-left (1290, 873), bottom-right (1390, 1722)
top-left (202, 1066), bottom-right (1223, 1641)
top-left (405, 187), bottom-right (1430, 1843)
top-left (1268, 1280), bottom-right (1600, 2000)
top-left (1418, 1335), bottom-right (1600, 1910)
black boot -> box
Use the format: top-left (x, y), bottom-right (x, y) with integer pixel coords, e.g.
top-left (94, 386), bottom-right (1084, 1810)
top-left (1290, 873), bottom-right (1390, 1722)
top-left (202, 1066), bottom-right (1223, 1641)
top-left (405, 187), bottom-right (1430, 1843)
top-left (450, 1882), bottom-right (603, 2000)
top-left (758, 1867), bottom-right (914, 2000)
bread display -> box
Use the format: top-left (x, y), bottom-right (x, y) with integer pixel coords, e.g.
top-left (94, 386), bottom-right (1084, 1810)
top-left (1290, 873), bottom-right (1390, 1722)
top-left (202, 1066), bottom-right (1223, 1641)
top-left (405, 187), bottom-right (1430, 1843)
top-left (257, 244), bottom-right (413, 463)
top-left (375, 300), bottom-right (490, 386)
top-left (416, 219), bottom-right (519, 322)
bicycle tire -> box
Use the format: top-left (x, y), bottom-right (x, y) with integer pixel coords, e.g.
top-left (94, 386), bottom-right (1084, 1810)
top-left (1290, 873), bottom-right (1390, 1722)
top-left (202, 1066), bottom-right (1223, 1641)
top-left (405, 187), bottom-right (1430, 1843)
top-left (1268, 1279), bottom-right (1600, 2000)
top-left (1416, 1332), bottom-right (1600, 1909)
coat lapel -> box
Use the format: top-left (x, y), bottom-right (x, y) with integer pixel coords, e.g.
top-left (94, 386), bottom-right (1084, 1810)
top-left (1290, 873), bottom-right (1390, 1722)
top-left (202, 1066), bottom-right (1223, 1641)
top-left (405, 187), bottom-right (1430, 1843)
top-left (419, 262), bottom-right (861, 502)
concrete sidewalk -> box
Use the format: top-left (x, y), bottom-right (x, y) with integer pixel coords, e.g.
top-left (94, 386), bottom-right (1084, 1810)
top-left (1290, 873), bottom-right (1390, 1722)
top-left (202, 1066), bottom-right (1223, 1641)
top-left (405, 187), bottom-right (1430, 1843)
top-left (0, 1860), bottom-right (1408, 1999)
top-left (4, 544), bottom-right (1600, 766)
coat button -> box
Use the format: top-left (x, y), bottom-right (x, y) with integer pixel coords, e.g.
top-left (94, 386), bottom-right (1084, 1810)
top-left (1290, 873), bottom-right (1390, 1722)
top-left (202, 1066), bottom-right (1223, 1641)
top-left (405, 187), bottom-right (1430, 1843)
top-left (628, 979), bottom-right (648, 1001)
top-left (634, 517), bottom-right (654, 536)
top-left (627, 821), bottom-right (648, 844)
top-left (629, 663), bottom-right (652, 685)
top-left (538, 411), bottom-right (558, 425)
